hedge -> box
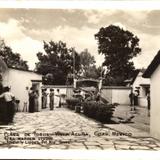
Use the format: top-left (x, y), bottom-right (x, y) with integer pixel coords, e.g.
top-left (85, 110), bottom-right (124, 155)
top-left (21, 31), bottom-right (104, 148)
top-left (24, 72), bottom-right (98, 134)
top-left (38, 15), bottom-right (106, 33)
top-left (66, 98), bottom-right (80, 110)
top-left (66, 98), bottom-right (118, 123)
top-left (82, 101), bottom-right (117, 123)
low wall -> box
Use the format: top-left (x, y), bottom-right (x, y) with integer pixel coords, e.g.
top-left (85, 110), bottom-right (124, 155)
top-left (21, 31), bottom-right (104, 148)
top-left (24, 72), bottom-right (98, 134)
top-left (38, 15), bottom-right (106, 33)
top-left (101, 88), bottom-right (112, 103)
top-left (101, 86), bottom-right (131, 105)
top-left (42, 85), bottom-right (74, 106)
top-left (42, 85), bottom-right (131, 106)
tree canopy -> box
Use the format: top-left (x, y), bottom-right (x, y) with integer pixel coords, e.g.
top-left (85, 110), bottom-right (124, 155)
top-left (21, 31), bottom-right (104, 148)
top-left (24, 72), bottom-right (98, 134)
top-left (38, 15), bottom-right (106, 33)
top-left (0, 40), bottom-right (28, 70)
top-left (36, 41), bottom-right (100, 85)
top-left (95, 25), bottom-right (141, 85)
top-left (78, 49), bottom-right (99, 79)
top-left (36, 41), bottom-right (81, 85)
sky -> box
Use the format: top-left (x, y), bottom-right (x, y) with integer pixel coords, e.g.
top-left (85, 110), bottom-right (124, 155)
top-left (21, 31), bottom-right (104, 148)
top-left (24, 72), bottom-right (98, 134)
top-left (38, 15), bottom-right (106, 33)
top-left (0, 8), bottom-right (159, 70)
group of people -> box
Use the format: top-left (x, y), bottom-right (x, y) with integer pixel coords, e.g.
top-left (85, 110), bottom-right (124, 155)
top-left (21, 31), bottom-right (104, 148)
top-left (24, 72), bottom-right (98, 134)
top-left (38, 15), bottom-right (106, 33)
top-left (28, 87), bottom-right (39, 113)
top-left (28, 88), bottom-right (61, 113)
top-left (0, 84), bottom-right (15, 124)
top-left (42, 88), bottom-right (61, 110)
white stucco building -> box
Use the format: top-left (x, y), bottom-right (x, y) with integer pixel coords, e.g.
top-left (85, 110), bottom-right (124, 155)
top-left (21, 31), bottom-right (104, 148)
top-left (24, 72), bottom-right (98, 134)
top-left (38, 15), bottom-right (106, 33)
top-left (143, 50), bottom-right (160, 140)
top-left (131, 70), bottom-right (150, 107)
top-left (2, 67), bottom-right (42, 112)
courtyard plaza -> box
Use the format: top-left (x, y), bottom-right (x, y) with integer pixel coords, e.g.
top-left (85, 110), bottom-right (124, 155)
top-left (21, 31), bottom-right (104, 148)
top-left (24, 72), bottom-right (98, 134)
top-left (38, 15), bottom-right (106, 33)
top-left (0, 105), bottom-right (159, 150)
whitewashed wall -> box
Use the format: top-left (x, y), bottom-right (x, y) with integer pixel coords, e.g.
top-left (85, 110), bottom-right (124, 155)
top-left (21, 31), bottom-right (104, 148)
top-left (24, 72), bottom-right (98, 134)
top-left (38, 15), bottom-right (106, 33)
top-left (42, 85), bottom-right (74, 106)
top-left (101, 86), bottom-right (131, 105)
top-left (101, 88), bottom-right (112, 103)
top-left (138, 97), bottom-right (147, 107)
top-left (150, 65), bottom-right (160, 139)
top-left (42, 85), bottom-right (131, 106)
top-left (3, 68), bottom-right (42, 111)
top-left (112, 88), bottom-right (131, 104)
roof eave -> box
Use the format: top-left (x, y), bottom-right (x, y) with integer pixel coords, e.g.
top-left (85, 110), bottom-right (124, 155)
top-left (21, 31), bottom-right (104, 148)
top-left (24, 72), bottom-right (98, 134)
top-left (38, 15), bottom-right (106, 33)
top-left (143, 50), bottom-right (160, 78)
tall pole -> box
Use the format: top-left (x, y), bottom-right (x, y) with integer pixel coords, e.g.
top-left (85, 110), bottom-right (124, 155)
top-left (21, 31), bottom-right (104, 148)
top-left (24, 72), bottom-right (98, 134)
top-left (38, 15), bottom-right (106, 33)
top-left (99, 66), bottom-right (103, 92)
top-left (73, 48), bottom-right (76, 88)
top-left (73, 49), bottom-right (75, 79)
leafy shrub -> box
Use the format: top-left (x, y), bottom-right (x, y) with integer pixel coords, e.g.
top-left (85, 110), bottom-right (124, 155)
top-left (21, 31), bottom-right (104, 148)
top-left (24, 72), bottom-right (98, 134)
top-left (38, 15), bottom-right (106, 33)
top-left (66, 98), bottom-right (80, 110)
top-left (82, 101), bottom-right (117, 123)
top-left (82, 101), bottom-right (97, 118)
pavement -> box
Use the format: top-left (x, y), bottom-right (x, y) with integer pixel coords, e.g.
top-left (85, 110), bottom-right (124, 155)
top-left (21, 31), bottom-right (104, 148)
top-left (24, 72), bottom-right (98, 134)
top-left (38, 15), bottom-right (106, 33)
top-left (0, 106), bottom-right (159, 150)
top-left (113, 105), bottom-right (150, 132)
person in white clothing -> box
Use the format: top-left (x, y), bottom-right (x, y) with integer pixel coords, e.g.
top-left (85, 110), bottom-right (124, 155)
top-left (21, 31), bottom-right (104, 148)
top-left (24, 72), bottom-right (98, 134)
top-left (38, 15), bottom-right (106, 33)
top-left (1, 90), bottom-right (14, 102)
top-left (0, 86), bottom-right (14, 102)
top-left (55, 89), bottom-right (61, 108)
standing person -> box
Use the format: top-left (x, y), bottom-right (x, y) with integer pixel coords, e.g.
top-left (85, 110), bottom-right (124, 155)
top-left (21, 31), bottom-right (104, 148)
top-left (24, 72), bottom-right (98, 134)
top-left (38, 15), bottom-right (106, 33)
top-left (129, 90), bottom-right (134, 111)
top-left (49, 89), bottom-right (54, 110)
top-left (147, 90), bottom-right (151, 117)
top-left (34, 90), bottom-right (39, 112)
top-left (0, 83), bottom-right (5, 124)
top-left (41, 89), bottom-right (44, 109)
top-left (28, 87), bottom-right (35, 113)
top-left (0, 86), bottom-right (15, 124)
top-left (134, 91), bottom-right (139, 111)
top-left (44, 89), bottom-right (48, 108)
top-left (42, 89), bottom-right (48, 109)
top-left (55, 89), bottom-right (61, 108)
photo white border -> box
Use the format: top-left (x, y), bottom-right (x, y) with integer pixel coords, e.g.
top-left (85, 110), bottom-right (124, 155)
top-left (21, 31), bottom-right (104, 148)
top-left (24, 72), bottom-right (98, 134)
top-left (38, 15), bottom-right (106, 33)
top-left (0, 0), bottom-right (160, 159)
top-left (0, 0), bottom-right (159, 10)
top-left (1, 149), bottom-right (160, 159)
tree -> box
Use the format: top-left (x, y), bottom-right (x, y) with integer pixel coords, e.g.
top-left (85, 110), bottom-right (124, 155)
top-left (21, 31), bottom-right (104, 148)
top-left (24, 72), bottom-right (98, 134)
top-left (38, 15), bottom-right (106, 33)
top-left (83, 65), bottom-right (101, 79)
top-left (36, 40), bottom-right (81, 85)
top-left (0, 40), bottom-right (28, 70)
top-left (95, 25), bottom-right (141, 85)
top-left (77, 49), bottom-right (99, 79)
top-left (80, 49), bottom-right (95, 68)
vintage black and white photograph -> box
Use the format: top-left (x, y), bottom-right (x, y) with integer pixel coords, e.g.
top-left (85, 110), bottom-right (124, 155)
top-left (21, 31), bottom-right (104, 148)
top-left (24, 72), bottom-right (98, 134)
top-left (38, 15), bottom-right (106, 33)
top-left (0, 2), bottom-right (160, 155)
